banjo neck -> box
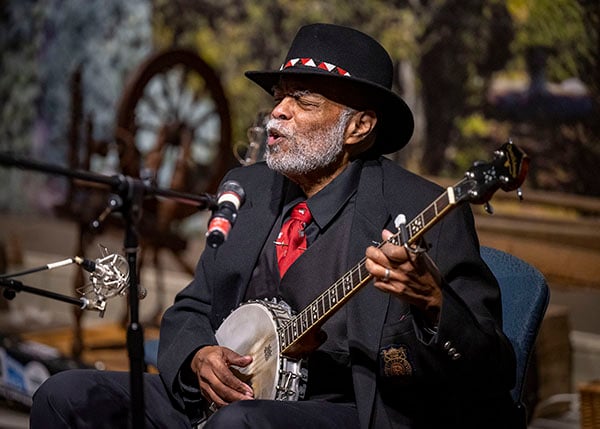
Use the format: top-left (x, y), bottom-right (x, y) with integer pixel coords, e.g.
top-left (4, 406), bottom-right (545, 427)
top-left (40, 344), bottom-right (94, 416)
top-left (279, 185), bottom-right (460, 357)
top-left (278, 140), bottom-right (528, 358)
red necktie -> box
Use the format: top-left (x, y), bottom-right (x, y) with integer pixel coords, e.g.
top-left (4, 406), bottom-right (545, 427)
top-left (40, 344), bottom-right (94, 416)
top-left (276, 202), bottom-right (312, 277)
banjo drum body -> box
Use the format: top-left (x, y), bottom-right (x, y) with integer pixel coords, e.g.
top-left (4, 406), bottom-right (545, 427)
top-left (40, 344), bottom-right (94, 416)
top-left (214, 300), bottom-right (307, 401)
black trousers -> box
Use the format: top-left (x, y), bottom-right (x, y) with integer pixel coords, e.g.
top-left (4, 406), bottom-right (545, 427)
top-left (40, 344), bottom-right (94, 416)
top-left (30, 369), bottom-right (360, 429)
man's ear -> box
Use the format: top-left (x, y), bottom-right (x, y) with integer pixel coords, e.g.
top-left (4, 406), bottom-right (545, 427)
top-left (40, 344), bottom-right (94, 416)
top-left (345, 110), bottom-right (378, 146)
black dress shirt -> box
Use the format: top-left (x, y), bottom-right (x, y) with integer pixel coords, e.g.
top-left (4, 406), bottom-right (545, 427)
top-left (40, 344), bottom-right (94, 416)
top-left (243, 160), bottom-right (364, 403)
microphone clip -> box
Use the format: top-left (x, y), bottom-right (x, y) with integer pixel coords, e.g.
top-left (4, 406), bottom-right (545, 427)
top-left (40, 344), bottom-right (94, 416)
top-left (76, 246), bottom-right (130, 317)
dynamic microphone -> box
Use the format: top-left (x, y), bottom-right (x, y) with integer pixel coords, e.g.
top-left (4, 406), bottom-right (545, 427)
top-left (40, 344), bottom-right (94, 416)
top-left (206, 180), bottom-right (246, 248)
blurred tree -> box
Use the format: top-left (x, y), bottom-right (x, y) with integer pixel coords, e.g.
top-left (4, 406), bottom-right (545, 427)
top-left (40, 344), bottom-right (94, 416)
top-left (150, 1), bottom-right (415, 156)
top-left (417, 0), bottom-right (514, 174)
top-left (151, 0), bottom-right (515, 177)
top-left (0, 0), bottom-right (44, 211)
top-left (0, 0), bottom-right (43, 153)
top-left (499, 0), bottom-right (600, 195)
top-left (37, 0), bottom-right (152, 165)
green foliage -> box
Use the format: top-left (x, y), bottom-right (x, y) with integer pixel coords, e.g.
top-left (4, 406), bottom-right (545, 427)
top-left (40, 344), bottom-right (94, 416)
top-left (2, 0), bottom-right (598, 204)
top-left (451, 114), bottom-right (496, 174)
top-left (152, 0), bottom-right (423, 150)
top-left (509, 0), bottom-right (588, 81)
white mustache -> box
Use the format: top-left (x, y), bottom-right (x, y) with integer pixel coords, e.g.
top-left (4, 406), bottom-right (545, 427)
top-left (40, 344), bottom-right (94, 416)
top-left (265, 119), bottom-right (292, 140)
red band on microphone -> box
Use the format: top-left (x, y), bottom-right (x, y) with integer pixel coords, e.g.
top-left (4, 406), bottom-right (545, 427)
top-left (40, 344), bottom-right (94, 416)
top-left (207, 217), bottom-right (232, 238)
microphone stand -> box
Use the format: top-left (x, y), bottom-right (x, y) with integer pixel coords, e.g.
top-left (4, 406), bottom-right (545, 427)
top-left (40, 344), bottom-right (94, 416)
top-left (0, 152), bottom-right (217, 429)
top-left (0, 277), bottom-right (92, 310)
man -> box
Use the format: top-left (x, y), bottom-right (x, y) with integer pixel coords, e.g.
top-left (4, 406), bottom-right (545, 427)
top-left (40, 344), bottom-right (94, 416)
top-left (31, 23), bottom-right (516, 428)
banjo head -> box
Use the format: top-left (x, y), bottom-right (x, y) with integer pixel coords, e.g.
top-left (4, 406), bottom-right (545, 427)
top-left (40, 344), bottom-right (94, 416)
top-left (215, 301), bottom-right (288, 399)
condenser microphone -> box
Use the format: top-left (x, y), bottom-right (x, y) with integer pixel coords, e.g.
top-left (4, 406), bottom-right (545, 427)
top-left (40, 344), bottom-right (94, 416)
top-left (75, 255), bottom-right (129, 295)
top-left (75, 254), bottom-right (147, 299)
top-left (74, 256), bottom-right (109, 276)
top-left (75, 252), bottom-right (145, 315)
top-left (206, 180), bottom-right (246, 248)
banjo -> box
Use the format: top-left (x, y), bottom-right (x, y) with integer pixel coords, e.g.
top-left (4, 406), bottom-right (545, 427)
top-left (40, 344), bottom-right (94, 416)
top-left (214, 141), bottom-right (529, 403)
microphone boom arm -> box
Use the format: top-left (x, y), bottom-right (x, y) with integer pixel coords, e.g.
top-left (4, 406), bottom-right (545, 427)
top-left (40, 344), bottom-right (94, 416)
top-left (0, 152), bottom-right (218, 210)
top-left (1, 277), bottom-right (95, 312)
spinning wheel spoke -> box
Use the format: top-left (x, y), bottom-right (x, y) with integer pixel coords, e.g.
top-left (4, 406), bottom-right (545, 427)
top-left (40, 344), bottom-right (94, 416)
top-left (144, 78), bottom-right (172, 119)
top-left (136, 100), bottom-right (164, 126)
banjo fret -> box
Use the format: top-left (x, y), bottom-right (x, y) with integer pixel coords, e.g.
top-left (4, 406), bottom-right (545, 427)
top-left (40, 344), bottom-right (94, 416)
top-left (434, 191), bottom-right (450, 215)
top-left (401, 191), bottom-right (452, 244)
top-left (422, 204), bottom-right (437, 228)
top-left (343, 273), bottom-right (352, 293)
top-left (300, 309), bottom-right (308, 332)
top-left (317, 295), bottom-right (326, 319)
top-left (352, 265), bottom-right (362, 285)
top-left (329, 288), bottom-right (337, 305)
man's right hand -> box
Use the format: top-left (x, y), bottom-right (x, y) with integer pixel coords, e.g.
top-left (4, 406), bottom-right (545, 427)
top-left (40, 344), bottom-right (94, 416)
top-left (190, 345), bottom-right (254, 409)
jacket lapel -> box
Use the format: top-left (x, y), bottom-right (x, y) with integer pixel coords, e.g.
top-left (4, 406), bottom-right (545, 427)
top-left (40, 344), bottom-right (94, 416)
top-left (213, 169), bottom-right (285, 321)
top-left (347, 159), bottom-right (392, 428)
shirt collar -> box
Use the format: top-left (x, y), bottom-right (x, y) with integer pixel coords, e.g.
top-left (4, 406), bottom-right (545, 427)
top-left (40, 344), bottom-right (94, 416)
top-left (306, 159), bottom-right (362, 230)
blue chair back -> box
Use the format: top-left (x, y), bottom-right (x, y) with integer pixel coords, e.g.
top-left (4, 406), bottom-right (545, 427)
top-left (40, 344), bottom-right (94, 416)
top-left (481, 246), bottom-right (550, 422)
top-left (145, 338), bottom-right (160, 369)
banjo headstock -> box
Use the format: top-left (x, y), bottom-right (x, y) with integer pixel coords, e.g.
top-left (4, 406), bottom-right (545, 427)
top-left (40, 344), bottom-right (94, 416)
top-left (453, 141), bottom-right (530, 206)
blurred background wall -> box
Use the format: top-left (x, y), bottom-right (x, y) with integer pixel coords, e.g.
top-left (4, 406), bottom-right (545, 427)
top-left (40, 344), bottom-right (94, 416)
top-left (0, 0), bottom-right (599, 426)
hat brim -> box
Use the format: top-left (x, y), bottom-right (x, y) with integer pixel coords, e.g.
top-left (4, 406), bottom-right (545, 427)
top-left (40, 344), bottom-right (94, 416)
top-left (245, 68), bottom-right (414, 154)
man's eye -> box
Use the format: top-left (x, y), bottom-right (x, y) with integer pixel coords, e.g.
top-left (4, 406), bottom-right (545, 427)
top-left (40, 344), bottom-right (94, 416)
top-left (271, 91), bottom-right (321, 108)
top-left (296, 96), bottom-right (320, 107)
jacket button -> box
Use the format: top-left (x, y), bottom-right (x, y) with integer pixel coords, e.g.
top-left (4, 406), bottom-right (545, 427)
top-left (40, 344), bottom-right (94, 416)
top-left (448, 347), bottom-right (457, 355)
top-left (443, 341), bottom-right (451, 350)
top-left (451, 352), bottom-right (461, 360)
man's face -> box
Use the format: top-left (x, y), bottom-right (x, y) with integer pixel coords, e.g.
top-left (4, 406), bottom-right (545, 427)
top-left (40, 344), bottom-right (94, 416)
top-left (265, 79), bottom-right (354, 178)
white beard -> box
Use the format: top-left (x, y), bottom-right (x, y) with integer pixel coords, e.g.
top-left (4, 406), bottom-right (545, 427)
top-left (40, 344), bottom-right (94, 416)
top-left (265, 109), bottom-right (354, 177)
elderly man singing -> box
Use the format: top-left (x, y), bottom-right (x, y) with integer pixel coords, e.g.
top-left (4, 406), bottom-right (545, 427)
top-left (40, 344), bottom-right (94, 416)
top-left (31, 23), bottom-right (516, 429)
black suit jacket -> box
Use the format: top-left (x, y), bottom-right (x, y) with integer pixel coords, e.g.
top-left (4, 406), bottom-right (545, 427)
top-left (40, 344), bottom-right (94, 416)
top-left (158, 158), bottom-right (516, 428)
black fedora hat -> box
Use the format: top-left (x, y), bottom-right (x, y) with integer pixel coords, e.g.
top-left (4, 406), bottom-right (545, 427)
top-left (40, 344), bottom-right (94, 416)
top-left (245, 23), bottom-right (414, 154)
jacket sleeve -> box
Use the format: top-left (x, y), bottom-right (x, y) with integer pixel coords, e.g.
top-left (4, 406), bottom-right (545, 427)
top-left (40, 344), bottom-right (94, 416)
top-left (156, 167), bottom-right (242, 409)
top-left (157, 232), bottom-right (221, 410)
top-left (156, 163), bottom-right (280, 411)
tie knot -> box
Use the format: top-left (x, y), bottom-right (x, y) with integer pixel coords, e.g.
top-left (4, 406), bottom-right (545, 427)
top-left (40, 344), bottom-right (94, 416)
top-left (290, 202), bottom-right (312, 224)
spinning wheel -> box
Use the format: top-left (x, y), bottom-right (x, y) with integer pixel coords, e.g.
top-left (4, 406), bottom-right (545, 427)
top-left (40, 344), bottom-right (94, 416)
top-left (115, 47), bottom-right (233, 199)
top-left (111, 48), bottom-right (235, 324)
top-left (114, 47), bottom-right (235, 252)
top-left (115, 49), bottom-right (234, 322)
top-left (65, 49), bottom-right (235, 356)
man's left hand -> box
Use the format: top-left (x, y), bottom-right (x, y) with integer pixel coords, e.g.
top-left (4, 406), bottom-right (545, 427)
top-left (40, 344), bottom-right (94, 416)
top-left (365, 229), bottom-right (443, 325)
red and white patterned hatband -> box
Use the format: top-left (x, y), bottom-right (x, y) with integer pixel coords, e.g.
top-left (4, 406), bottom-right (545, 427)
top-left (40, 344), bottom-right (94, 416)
top-left (280, 58), bottom-right (351, 77)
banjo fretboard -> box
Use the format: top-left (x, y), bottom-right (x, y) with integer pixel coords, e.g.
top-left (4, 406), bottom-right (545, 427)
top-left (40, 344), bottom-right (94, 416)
top-left (279, 183), bottom-right (463, 354)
